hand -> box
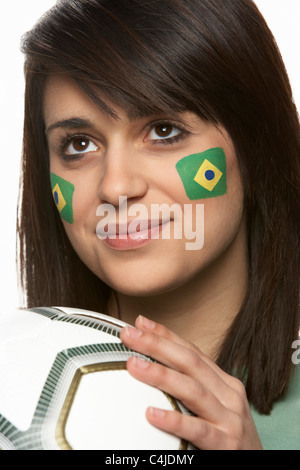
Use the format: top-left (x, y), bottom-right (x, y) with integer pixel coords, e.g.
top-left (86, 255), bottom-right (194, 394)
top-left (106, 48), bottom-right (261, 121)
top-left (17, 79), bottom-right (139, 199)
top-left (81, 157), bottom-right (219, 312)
top-left (120, 315), bottom-right (263, 450)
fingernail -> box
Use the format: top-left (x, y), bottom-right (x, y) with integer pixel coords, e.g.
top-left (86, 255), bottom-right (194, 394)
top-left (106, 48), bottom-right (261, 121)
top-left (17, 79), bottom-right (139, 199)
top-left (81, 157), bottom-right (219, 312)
top-left (149, 407), bottom-right (166, 418)
top-left (133, 357), bottom-right (150, 369)
top-left (125, 326), bottom-right (143, 339)
top-left (139, 315), bottom-right (155, 330)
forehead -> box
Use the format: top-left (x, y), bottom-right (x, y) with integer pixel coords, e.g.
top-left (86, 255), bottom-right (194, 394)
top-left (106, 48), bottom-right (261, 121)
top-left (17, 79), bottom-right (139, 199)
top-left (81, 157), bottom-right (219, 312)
top-left (43, 75), bottom-right (108, 124)
top-left (43, 75), bottom-right (164, 126)
top-left (43, 74), bottom-right (186, 133)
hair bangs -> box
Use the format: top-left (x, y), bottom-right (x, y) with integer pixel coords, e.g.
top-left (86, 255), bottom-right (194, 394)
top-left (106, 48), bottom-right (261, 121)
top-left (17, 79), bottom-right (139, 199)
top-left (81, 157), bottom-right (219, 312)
top-left (22, 0), bottom-right (218, 122)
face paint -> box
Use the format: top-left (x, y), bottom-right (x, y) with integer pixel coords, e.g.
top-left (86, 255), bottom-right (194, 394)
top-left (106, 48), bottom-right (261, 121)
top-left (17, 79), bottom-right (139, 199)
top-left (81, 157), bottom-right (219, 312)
top-left (50, 173), bottom-right (75, 224)
top-left (175, 147), bottom-right (227, 200)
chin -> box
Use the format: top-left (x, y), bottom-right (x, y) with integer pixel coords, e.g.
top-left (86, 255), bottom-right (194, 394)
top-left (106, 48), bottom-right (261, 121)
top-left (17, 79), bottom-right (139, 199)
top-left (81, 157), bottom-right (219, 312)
top-left (103, 272), bottom-right (185, 298)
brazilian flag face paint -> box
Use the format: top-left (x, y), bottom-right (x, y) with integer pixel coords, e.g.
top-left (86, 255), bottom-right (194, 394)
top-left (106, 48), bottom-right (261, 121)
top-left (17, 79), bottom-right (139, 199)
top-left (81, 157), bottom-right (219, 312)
top-left (175, 147), bottom-right (227, 200)
top-left (50, 173), bottom-right (75, 224)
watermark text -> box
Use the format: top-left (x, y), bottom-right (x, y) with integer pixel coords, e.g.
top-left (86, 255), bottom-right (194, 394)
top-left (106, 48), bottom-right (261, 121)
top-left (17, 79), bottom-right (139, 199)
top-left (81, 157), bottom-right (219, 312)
top-left (96, 196), bottom-right (204, 251)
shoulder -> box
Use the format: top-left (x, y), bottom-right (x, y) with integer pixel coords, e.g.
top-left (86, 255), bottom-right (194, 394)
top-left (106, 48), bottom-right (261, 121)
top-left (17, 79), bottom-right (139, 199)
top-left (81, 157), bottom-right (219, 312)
top-left (251, 362), bottom-right (300, 450)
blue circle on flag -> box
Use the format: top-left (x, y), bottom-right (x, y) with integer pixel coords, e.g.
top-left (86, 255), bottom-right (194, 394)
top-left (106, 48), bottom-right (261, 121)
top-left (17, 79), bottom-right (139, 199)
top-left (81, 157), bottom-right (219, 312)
top-left (54, 191), bottom-right (59, 205)
top-left (205, 170), bottom-right (215, 181)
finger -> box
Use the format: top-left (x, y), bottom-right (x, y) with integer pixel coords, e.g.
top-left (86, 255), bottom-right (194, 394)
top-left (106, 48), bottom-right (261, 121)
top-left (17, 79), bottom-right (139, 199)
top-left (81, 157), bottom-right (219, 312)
top-left (129, 318), bottom-right (213, 373)
top-left (135, 315), bottom-right (201, 356)
top-left (126, 356), bottom-right (232, 425)
top-left (135, 316), bottom-right (232, 381)
top-left (121, 324), bottom-right (203, 374)
top-left (121, 325), bottom-right (234, 406)
top-left (133, 316), bottom-right (247, 396)
top-left (145, 407), bottom-right (240, 450)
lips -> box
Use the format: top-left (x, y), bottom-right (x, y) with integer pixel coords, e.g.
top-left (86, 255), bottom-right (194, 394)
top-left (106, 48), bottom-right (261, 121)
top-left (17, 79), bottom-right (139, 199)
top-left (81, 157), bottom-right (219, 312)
top-left (104, 219), bottom-right (167, 237)
top-left (100, 219), bottom-right (171, 250)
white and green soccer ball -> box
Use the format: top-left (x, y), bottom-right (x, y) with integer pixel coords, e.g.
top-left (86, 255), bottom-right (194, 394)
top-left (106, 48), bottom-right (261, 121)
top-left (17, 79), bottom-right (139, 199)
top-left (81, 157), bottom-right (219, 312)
top-left (0, 307), bottom-right (190, 450)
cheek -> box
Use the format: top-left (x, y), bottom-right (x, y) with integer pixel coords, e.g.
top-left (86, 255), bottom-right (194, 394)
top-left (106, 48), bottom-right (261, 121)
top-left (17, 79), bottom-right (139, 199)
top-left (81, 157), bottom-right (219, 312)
top-left (72, 183), bottom-right (95, 223)
top-left (66, 169), bottom-right (100, 225)
top-left (59, 176), bottom-right (100, 251)
top-left (175, 147), bottom-right (227, 202)
top-left (201, 159), bottom-right (244, 253)
top-left (50, 172), bottom-right (75, 224)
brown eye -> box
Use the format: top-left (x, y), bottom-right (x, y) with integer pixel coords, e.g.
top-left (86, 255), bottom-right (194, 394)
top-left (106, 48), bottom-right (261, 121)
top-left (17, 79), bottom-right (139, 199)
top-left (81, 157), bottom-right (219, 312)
top-left (148, 123), bottom-right (181, 142)
top-left (72, 138), bottom-right (90, 151)
top-left (65, 136), bottom-right (98, 155)
top-left (154, 124), bottom-right (174, 138)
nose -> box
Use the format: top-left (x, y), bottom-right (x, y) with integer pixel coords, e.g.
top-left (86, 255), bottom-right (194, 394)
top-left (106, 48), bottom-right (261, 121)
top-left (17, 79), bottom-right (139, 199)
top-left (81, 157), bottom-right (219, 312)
top-left (98, 146), bottom-right (148, 207)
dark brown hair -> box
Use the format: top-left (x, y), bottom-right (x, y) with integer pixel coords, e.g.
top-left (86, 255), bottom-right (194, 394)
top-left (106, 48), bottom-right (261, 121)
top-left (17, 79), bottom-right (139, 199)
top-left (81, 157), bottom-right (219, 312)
top-left (18, 0), bottom-right (300, 413)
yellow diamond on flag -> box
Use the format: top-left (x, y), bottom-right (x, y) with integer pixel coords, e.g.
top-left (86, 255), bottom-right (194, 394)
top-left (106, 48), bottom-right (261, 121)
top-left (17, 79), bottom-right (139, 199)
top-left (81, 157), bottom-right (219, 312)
top-left (52, 183), bottom-right (67, 213)
top-left (194, 159), bottom-right (223, 192)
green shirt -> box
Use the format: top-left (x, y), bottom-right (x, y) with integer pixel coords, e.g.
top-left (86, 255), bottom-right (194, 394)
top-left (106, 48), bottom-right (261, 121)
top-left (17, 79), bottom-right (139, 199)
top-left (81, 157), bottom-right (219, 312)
top-left (251, 363), bottom-right (300, 450)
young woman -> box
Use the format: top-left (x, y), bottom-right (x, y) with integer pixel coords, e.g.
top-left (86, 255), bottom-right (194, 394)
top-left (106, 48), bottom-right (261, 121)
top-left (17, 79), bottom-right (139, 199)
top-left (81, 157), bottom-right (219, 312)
top-left (18, 0), bottom-right (300, 449)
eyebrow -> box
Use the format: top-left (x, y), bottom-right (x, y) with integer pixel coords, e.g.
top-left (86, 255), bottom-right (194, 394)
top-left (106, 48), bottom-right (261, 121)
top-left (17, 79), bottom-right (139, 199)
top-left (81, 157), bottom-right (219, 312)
top-left (45, 111), bottom-right (186, 136)
top-left (45, 117), bottom-right (94, 134)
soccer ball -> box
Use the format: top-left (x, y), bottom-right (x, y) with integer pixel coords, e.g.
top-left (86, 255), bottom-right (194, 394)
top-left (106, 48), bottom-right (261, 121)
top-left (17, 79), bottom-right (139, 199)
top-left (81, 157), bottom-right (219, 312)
top-left (0, 306), bottom-right (190, 450)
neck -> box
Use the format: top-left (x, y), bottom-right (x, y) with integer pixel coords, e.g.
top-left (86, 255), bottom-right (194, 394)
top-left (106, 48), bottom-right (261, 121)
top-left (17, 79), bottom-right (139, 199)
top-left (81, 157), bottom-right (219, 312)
top-left (108, 224), bottom-right (248, 360)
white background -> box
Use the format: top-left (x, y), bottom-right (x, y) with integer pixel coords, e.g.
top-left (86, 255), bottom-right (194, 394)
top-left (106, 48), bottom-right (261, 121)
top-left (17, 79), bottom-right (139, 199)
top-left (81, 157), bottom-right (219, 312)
top-left (0, 0), bottom-right (299, 312)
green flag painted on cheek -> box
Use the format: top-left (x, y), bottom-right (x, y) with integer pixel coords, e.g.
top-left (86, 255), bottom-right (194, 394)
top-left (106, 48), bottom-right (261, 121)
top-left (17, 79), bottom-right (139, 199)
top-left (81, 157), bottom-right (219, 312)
top-left (50, 173), bottom-right (75, 224)
top-left (176, 147), bottom-right (227, 200)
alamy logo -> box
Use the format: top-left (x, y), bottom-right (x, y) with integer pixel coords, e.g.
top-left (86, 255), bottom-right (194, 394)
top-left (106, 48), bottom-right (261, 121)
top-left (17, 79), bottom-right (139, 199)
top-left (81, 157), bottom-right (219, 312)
top-left (96, 197), bottom-right (204, 250)
top-left (291, 340), bottom-right (300, 365)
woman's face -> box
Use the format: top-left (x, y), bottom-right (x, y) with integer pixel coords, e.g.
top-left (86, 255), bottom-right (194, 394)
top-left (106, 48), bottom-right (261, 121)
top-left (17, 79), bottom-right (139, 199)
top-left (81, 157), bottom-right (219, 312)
top-left (44, 75), bottom-right (245, 296)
